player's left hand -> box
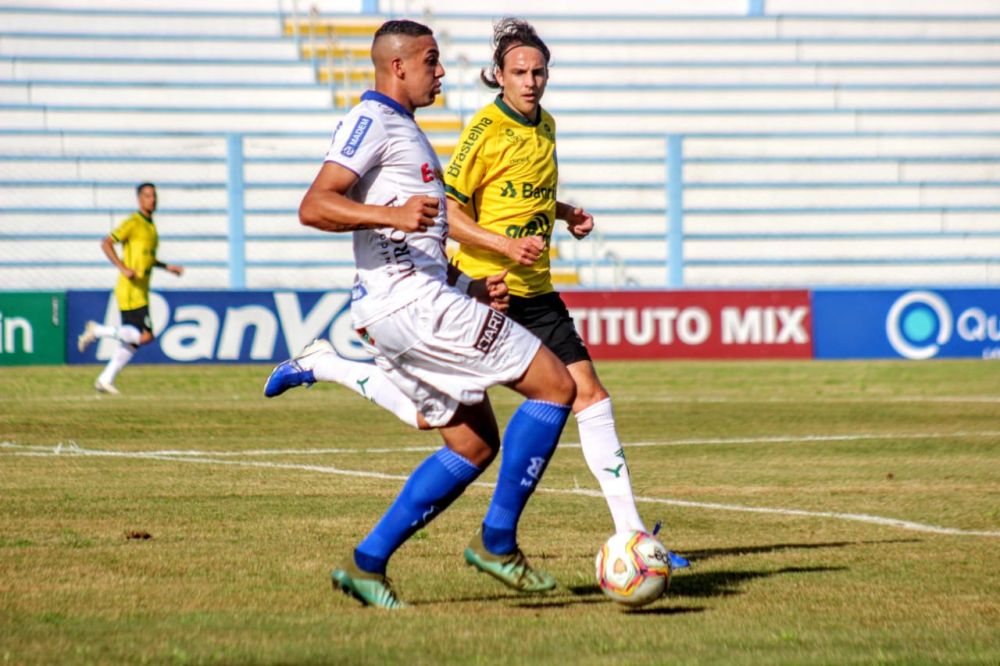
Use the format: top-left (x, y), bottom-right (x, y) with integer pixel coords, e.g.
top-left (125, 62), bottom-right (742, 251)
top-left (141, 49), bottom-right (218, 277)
top-left (470, 270), bottom-right (509, 312)
top-left (167, 264), bottom-right (184, 276)
top-left (564, 207), bottom-right (594, 239)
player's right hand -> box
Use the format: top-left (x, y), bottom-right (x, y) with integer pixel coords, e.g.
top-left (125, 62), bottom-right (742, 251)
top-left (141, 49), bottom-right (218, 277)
top-left (121, 268), bottom-right (136, 279)
top-left (505, 235), bottom-right (545, 266)
top-left (392, 195), bottom-right (438, 233)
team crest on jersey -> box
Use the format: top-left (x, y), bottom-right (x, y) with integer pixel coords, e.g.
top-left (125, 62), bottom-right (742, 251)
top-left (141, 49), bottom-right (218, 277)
top-left (342, 116), bottom-right (373, 157)
top-left (421, 162), bottom-right (443, 183)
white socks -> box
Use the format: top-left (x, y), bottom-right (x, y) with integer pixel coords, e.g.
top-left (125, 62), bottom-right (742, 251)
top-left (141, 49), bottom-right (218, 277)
top-left (96, 325), bottom-right (141, 386)
top-left (93, 323), bottom-right (141, 345)
top-left (310, 353), bottom-right (419, 429)
top-left (97, 341), bottom-right (136, 386)
top-left (575, 398), bottom-right (647, 535)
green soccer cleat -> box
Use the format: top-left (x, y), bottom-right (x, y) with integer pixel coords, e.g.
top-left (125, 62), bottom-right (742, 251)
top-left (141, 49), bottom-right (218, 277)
top-left (330, 560), bottom-right (408, 610)
top-left (463, 529), bottom-right (557, 593)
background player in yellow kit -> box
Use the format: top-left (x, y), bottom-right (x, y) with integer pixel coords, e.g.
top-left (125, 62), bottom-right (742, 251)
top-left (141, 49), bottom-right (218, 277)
top-left (77, 182), bottom-right (184, 394)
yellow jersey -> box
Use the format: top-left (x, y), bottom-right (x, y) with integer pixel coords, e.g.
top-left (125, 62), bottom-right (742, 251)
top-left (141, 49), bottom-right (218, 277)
top-left (111, 211), bottom-right (159, 310)
top-left (445, 96), bottom-right (558, 297)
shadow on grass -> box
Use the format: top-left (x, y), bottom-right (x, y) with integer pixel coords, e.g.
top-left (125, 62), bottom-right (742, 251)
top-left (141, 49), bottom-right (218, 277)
top-left (682, 538), bottom-right (920, 563)
top-left (670, 565), bottom-right (846, 598)
top-left (565, 564), bottom-right (846, 604)
top-left (514, 598), bottom-right (706, 615)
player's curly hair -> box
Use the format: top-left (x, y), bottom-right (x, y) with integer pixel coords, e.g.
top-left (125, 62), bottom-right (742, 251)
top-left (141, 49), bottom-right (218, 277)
top-left (480, 17), bottom-right (550, 90)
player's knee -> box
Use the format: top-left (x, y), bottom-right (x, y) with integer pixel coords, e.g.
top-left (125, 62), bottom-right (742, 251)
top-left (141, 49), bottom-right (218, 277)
top-left (139, 331), bottom-right (155, 346)
top-left (574, 384), bottom-right (609, 410)
top-left (550, 366), bottom-right (576, 406)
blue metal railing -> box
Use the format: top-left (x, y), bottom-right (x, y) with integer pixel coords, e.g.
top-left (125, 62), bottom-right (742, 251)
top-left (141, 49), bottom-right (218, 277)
top-left (3, 129), bottom-right (1000, 289)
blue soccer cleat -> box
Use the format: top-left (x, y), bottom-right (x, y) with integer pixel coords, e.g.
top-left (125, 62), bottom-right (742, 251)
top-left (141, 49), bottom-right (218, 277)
top-left (262, 338), bottom-right (333, 398)
top-left (667, 551), bottom-right (691, 570)
top-left (652, 520), bottom-right (690, 570)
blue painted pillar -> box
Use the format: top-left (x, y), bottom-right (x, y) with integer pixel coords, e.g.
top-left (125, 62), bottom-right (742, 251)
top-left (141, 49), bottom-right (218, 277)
top-left (666, 134), bottom-right (684, 288)
top-left (226, 133), bottom-right (246, 289)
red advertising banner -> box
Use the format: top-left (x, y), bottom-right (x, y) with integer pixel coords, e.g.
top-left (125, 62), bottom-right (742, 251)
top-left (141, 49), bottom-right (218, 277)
top-left (559, 290), bottom-right (813, 360)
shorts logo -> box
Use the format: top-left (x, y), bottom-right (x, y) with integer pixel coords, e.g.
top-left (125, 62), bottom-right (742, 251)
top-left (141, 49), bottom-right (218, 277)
top-left (341, 116), bottom-right (372, 157)
top-left (474, 308), bottom-right (506, 354)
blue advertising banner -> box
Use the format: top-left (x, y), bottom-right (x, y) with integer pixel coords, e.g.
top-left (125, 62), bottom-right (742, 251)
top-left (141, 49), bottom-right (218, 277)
top-left (66, 290), bottom-right (370, 364)
top-left (813, 288), bottom-right (1000, 360)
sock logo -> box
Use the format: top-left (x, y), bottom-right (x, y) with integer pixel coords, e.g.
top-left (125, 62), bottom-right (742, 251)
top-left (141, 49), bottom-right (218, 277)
top-left (411, 505), bottom-right (438, 528)
top-left (356, 376), bottom-right (370, 396)
top-left (520, 457), bottom-right (546, 487)
top-left (604, 463), bottom-right (625, 478)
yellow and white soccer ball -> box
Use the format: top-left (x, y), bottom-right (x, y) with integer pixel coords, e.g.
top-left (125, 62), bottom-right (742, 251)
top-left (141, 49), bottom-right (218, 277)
top-left (595, 531), bottom-right (672, 607)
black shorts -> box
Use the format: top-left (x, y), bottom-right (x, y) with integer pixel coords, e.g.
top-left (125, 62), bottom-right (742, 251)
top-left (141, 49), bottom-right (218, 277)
top-left (121, 306), bottom-right (153, 335)
top-left (507, 292), bottom-right (591, 366)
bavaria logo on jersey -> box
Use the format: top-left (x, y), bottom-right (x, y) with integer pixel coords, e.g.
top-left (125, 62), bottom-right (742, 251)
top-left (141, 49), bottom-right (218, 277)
top-left (342, 116), bottom-right (373, 157)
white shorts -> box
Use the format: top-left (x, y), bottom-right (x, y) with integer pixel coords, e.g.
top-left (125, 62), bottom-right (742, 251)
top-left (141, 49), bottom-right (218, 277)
top-left (359, 285), bottom-right (541, 428)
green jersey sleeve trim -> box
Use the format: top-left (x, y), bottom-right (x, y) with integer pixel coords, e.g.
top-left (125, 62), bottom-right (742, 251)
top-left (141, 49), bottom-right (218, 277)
top-left (445, 184), bottom-right (469, 204)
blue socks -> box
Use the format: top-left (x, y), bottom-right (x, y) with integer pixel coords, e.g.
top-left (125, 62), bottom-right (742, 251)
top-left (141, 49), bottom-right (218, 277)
top-left (355, 447), bottom-right (481, 575)
top-left (482, 400), bottom-right (571, 555)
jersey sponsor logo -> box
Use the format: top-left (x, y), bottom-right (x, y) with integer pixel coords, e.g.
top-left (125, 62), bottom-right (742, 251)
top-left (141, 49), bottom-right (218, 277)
top-left (505, 212), bottom-right (552, 239)
top-left (375, 228), bottom-right (417, 280)
top-left (474, 308), bottom-right (506, 354)
top-left (341, 115), bottom-right (373, 157)
top-left (522, 182), bottom-right (556, 200)
top-left (499, 180), bottom-right (517, 197)
top-left (446, 117), bottom-right (493, 178)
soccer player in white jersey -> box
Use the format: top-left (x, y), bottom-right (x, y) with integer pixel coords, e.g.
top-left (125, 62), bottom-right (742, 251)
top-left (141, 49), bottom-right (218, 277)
top-left (265, 19), bottom-right (688, 570)
top-left (288, 19), bottom-right (576, 610)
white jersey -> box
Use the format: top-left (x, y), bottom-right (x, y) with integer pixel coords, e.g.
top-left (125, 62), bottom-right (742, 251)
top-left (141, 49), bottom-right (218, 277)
top-left (324, 90), bottom-right (449, 327)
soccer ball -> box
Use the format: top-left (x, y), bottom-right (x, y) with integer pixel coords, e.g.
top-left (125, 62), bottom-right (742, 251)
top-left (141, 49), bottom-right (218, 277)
top-left (595, 531), bottom-right (672, 607)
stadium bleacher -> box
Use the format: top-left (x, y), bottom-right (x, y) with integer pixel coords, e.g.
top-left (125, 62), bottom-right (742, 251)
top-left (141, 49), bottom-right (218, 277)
top-left (1, 1), bottom-right (999, 289)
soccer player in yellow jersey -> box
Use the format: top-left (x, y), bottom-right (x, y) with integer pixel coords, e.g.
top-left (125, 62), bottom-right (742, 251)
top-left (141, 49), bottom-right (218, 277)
top-left (445, 19), bottom-right (685, 566)
top-left (77, 182), bottom-right (183, 394)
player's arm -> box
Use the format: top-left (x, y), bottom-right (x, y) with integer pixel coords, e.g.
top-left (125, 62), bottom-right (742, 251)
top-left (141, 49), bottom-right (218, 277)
top-left (99, 235), bottom-right (135, 279)
top-left (447, 263), bottom-right (510, 312)
top-left (153, 260), bottom-right (184, 276)
top-left (556, 200), bottom-right (594, 240)
top-left (445, 197), bottom-right (544, 267)
top-left (300, 162), bottom-right (437, 234)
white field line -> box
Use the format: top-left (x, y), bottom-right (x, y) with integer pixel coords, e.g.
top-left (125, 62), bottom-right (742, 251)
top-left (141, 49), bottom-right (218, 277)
top-left (5, 394), bottom-right (1000, 405)
top-left (3, 441), bottom-right (999, 539)
top-left (4, 429), bottom-right (998, 459)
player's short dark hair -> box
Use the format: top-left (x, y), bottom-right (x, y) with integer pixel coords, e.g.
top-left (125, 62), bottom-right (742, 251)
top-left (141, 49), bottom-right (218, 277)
top-left (373, 19), bottom-right (433, 40)
top-left (481, 17), bottom-right (550, 90)
top-left (136, 182), bottom-right (155, 194)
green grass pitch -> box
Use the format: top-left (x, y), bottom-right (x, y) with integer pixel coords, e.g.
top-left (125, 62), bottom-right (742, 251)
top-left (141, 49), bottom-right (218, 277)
top-left (2, 360), bottom-right (999, 664)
